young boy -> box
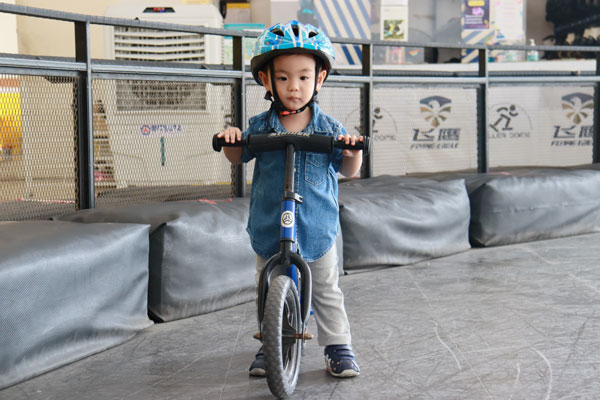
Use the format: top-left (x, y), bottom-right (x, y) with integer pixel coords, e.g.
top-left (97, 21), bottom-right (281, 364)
top-left (217, 20), bottom-right (363, 378)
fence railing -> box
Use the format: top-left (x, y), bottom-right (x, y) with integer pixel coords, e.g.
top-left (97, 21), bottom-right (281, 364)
top-left (0, 2), bottom-right (599, 221)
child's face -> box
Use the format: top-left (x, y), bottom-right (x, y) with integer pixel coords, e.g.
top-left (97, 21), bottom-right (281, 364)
top-left (259, 53), bottom-right (327, 111)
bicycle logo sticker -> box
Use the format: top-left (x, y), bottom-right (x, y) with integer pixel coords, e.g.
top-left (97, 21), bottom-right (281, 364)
top-left (281, 211), bottom-right (294, 228)
top-left (411, 95), bottom-right (460, 150)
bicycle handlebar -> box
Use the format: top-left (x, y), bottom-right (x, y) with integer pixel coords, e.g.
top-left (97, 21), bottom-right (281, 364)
top-left (212, 131), bottom-right (370, 156)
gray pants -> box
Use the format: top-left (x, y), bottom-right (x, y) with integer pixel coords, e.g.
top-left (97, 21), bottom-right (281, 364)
top-left (256, 244), bottom-right (352, 346)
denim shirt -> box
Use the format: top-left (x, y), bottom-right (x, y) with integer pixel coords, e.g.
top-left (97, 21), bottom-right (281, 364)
top-left (241, 103), bottom-right (346, 262)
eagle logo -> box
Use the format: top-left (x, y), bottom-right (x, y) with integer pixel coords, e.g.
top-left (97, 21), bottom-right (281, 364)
top-left (420, 96), bottom-right (452, 128)
top-left (561, 93), bottom-right (593, 125)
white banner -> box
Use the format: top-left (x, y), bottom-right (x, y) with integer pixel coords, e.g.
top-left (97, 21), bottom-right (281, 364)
top-left (363, 85), bottom-right (594, 176)
top-left (371, 87), bottom-right (479, 175)
top-left (488, 86), bottom-right (594, 167)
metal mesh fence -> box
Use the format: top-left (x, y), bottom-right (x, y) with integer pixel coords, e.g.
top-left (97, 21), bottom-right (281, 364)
top-left (318, 85), bottom-right (365, 176)
top-left (92, 78), bottom-right (235, 208)
top-left (0, 74), bottom-right (78, 221)
top-left (1, 74), bottom-right (598, 221)
top-left (318, 85), bottom-right (363, 136)
top-left (0, 5), bottom-right (598, 223)
top-left (243, 84), bottom-right (266, 184)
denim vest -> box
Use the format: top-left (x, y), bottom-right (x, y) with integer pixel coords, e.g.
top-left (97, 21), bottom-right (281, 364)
top-left (241, 103), bottom-right (346, 262)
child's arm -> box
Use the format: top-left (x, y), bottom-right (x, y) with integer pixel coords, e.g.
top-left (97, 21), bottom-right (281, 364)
top-left (337, 134), bottom-right (364, 177)
top-left (217, 127), bottom-right (243, 165)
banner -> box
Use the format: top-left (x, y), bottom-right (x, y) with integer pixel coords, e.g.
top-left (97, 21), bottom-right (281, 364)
top-left (461, 0), bottom-right (525, 63)
top-left (370, 87), bottom-right (479, 175)
top-left (494, 0), bottom-right (525, 42)
top-left (488, 86), bottom-right (594, 167)
top-left (360, 85), bottom-right (595, 176)
top-left (463, 0), bottom-right (489, 30)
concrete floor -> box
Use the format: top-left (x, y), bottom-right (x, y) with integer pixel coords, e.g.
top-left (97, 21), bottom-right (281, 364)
top-left (2, 233), bottom-right (600, 400)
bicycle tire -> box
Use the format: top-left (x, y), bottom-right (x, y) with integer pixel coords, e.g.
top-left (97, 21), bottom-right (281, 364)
top-left (263, 275), bottom-right (302, 399)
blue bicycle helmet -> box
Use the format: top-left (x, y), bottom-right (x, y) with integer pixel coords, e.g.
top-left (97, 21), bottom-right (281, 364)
top-left (251, 20), bottom-right (335, 85)
top-left (251, 20), bottom-right (335, 115)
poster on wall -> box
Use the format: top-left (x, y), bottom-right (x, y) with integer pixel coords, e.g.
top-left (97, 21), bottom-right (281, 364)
top-left (380, 0), bottom-right (408, 41)
top-left (370, 87), bottom-right (478, 176)
top-left (488, 86), bottom-right (594, 168)
top-left (341, 85), bottom-right (594, 176)
top-left (461, 0), bottom-right (525, 62)
top-left (463, 0), bottom-right (490, 30)
top-left (493, 0), bottom-right (524, 42)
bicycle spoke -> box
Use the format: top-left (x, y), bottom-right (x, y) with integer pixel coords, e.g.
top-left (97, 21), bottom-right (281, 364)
top-left (281, 301), bottom-right (298, 365)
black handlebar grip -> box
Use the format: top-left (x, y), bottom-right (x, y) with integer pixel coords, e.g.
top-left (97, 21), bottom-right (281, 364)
top-left (334, 136), bottom-right (371, 156)
top-left (213, 132), bottom-right (370, 155)
top-left (212, 134), bottom-right (246, 152)
top-left (212, 134), bottom-right (223, 152)
top-left (247, 132), bottom-right (334, 154)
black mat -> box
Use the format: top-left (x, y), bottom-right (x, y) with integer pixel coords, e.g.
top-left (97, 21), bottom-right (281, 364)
top-left (338, 175), bottom-right (471, 269)
top-left (54, 199), bottom-right (256, 322)
top-left (463, 169), bottom-right (600, 246)
top-left (0, 221), bottom-right (152, 390)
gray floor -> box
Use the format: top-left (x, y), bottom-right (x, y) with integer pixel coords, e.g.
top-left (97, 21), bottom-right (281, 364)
top-left (3, 233), bottom-right (600, 400)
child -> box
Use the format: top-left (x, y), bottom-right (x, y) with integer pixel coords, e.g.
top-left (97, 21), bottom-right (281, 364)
top-left (217, 20), bottom-right (363, 378)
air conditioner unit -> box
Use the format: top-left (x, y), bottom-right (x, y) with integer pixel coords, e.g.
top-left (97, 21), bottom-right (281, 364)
top-left (101, 2), bottom-right (231, 188)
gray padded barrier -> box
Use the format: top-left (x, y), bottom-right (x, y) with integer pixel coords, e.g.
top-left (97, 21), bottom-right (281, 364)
top-left (567, 163), bottom-right (600, 171)
top-left (54, 199), bottom-right (256, 322)
top-left (338, 175), bottom-right (471, 270)
top-left (0, 221), bottom-right (152, 390)
top-left (441, 168), bottom-right (600, 247)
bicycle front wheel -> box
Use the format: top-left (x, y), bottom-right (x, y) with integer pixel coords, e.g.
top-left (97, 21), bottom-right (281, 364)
top-left (263, 274), bottom-right (302, 399)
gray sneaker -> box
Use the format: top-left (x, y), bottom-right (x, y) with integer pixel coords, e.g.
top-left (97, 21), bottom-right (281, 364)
top-left (249, 346), bottom-right (265, 377)
top-left (324, 345), bottom-right (360, 378)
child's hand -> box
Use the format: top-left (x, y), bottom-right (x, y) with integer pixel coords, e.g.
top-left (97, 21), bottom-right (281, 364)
top-left (218, 127), bottom-right (243, 144)
top-left (217, 127), bottom-right (243, 164)
top-left (337, 134), bottom-right (364, 157)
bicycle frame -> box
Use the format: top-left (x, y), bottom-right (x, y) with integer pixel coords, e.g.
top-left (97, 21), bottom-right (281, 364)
top-left (212, 131), bottom-right (369, 397)
top-left (256, 143), bottom-right (312, 338)
top-left (212, 131), bottom-right (369, 344)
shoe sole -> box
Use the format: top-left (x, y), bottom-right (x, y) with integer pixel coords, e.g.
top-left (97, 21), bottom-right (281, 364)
top-left (326, 367), bottom-right (359, 378)
top-left (249, 367), bottom-right (266, 377)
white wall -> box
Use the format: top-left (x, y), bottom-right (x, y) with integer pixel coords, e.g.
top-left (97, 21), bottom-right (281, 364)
top-left (526, 0), bottom-right (554, 45)
top-left (0, 0), bottom-right (18, 53)
top-left (14, 0), bottom-right (221, 58)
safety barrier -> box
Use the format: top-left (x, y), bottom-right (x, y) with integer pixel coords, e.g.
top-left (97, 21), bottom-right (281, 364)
top-left (0, 3), bottom-right (599, 221)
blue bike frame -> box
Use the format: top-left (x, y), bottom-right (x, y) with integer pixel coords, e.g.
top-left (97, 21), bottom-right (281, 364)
top-left (256, 144), bottom-right (312, 336)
